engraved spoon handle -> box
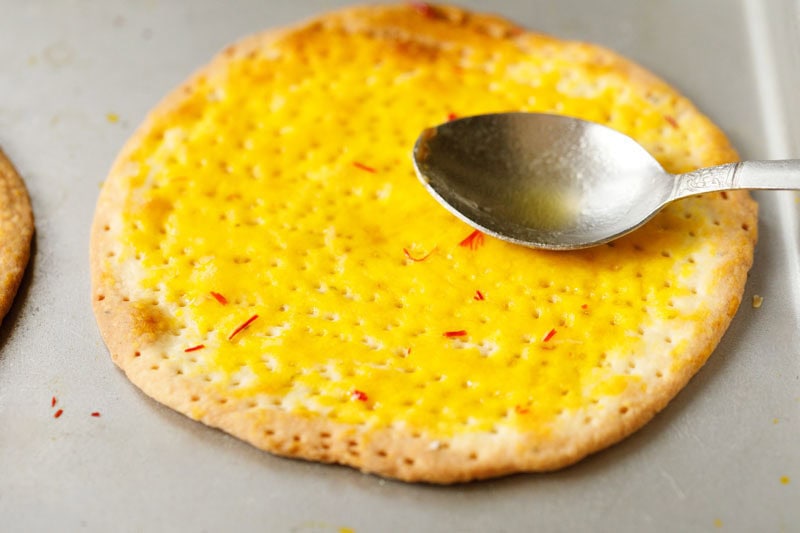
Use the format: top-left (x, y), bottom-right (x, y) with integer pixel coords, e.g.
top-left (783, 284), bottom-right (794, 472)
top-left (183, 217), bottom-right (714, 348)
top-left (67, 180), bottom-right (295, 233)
top-left (672, 160), bottom-right (800, 200)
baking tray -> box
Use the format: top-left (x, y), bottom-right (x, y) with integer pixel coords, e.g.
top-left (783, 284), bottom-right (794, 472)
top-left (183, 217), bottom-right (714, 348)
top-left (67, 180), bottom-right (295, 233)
top-left (1, 1), bottom-right (797, 531)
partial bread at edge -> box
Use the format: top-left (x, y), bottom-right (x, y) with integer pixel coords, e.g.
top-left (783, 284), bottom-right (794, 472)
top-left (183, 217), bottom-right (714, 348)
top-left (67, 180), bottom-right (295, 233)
top-left (0, 148), bottom-right (33, 327)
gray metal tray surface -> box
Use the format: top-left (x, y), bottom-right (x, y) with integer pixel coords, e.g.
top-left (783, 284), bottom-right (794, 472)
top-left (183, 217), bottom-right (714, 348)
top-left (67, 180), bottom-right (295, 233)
top-left (0, 1), bottom-right (797, 531)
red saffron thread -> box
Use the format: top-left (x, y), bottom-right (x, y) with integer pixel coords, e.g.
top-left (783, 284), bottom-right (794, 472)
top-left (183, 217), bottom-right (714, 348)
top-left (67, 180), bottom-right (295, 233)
top-left (229, 314), bottom-right (259, 340)
top-left (515, 405), bottom-right (530, 414)
top-left (184, 344), bottom-right (205, 353)
top-left (91, 412), bottom-right (101, 417)
top-left (351, 390), bottom-right (369, 402)
top-left (581, 304), bottom-right (589, 310)
top-left (459, 230), bottom-right (484, 250)
top-left (543, 328), bottom-right (557, 342)
top-left (444, 330), bottom-right (468, 338)
top-left (51, 396), bottom-right (57, 408)
top-left (410, 1), bottom-right (437, 18)
top-left (403, 246), bottom-right (437, 262)
top-left (474, 290), bottom-right (485, 301)
top-left (353, 161), bottom-right (376, 173)
top-left (447, 112), bottom-right (458, 121)
top-left (210, 291), bottom-right (228, 305)
top-left (54, 409), bottom-right (64, 419)
top-left (665, 115), bottom-right (679, 128)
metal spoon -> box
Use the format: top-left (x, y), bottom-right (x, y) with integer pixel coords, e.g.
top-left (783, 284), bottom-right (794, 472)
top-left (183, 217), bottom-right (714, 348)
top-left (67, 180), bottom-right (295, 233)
top-left (412, 112), bottom-right (799, 250)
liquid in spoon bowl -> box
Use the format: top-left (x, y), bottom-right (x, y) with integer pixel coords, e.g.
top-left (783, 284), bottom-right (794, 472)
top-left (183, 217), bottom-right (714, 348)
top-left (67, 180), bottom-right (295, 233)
top-left (480, 182), bottom-right (582, 233)
top-left (413, 113), bottom-right (676, 250)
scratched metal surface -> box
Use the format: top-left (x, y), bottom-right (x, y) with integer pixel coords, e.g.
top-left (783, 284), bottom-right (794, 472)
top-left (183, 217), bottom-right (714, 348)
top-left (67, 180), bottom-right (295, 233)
top-left (0, 1), bottom-right (798, 531)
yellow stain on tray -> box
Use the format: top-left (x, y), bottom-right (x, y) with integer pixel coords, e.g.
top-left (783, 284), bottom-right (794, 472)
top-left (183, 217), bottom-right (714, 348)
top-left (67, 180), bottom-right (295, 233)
top-left (780, 476), bottom-right (790, 485)
top-left (118, 6), bottom-right (733, 438)
top-left (106, 112), bottom-right (120, 124)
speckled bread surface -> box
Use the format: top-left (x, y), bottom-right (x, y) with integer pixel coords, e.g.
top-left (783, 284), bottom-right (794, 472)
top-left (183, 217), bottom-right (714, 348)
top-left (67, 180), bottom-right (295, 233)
top-left (0, 149), bottom-right (33, 327)
top-left (91, 3), bottom-right (757, 483)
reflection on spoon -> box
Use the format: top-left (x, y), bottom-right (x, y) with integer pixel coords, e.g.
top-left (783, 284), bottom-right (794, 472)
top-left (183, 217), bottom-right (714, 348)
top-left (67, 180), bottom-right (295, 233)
top-left (412, 112), bottom-right (800, 250)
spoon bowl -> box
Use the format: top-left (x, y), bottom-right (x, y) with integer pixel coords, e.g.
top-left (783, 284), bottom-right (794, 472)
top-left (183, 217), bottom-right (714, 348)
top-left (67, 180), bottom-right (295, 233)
top-left (412, 113), bottom-right (800, 250)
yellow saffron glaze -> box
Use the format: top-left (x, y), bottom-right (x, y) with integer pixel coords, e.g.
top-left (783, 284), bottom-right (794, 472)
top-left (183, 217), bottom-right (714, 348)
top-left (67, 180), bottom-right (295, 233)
top-left (116, 6), bottom-right (726, 436)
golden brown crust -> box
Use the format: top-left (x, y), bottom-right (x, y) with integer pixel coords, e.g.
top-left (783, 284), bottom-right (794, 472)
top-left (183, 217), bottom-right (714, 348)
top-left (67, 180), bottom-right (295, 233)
top-left (91, 4), bottom-right (757, 483)
top-left (0, 148), bottom-right (33, 327)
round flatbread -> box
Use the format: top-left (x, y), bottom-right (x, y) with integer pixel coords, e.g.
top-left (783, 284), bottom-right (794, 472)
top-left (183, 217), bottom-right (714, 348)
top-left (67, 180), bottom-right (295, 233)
top-left (0, 148), bottom-right (33, 326)
top-left (91, 4), bottom-right (757, 483)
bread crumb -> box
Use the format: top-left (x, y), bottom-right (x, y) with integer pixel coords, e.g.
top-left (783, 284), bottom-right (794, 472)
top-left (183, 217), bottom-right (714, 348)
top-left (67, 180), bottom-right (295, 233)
top-left (752, 295), bottom-right (763, 308)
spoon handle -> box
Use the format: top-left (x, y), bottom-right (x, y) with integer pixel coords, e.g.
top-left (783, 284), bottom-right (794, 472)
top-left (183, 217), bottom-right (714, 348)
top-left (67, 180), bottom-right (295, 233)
top-left (673, 160), bottom-right (800, 200)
